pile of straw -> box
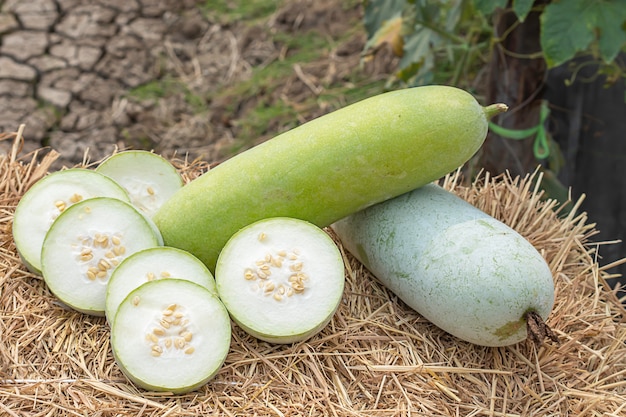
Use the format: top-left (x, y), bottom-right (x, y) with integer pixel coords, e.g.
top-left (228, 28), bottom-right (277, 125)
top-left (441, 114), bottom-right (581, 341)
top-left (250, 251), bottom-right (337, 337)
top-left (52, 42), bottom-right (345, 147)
top-left (1, 128), bottom-right (625, 416)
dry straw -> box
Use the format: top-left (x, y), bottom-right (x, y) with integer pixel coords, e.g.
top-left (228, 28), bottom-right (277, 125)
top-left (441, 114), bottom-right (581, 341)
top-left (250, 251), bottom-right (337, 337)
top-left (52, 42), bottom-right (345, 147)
top-left (1, 126), bottom-right (625, 416)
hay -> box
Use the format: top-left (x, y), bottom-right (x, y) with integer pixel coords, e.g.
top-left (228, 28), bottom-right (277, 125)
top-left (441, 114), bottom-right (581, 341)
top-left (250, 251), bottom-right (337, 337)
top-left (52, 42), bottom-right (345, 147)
top-left (1, 128), bottom-right (625, 416)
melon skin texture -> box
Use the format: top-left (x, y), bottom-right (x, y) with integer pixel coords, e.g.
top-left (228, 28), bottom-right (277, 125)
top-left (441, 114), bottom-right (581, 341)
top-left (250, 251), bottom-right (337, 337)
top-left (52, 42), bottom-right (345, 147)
top-left (331, 184), bottom-right (555, 347)
top-left (154, 85), bottom-right (507, 272)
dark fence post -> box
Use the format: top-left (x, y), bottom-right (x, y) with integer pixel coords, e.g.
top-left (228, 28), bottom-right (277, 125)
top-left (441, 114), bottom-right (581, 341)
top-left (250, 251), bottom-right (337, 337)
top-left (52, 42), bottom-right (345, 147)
top-left (545, 55), bottom-right (626, 299)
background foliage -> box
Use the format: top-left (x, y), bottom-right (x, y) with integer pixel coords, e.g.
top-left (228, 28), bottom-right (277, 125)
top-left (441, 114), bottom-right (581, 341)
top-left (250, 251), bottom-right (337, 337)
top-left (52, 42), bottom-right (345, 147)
top-left (363, 0), bottom-right (626, 90)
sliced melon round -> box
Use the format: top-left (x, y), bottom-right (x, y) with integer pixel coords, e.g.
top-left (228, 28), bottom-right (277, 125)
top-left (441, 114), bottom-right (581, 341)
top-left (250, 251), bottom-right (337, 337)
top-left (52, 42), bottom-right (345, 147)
top-left (12, 168), bottom-right (130, 274)
top-left (111, 279), bottom-right (231, 393)
top-left (105, 246), bottom-right (217, 323)
top-left (40, 197), bottom-right (161, 315)
top-left (96, 150), bottom-right (183, 218)
top-left (215, 217), bottom-right (345, 344)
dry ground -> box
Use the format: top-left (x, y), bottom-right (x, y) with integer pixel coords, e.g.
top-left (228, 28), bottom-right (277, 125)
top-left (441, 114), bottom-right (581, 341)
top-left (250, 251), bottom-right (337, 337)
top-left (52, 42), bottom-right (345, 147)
top-left (0, 0), bottom-right (397, 168)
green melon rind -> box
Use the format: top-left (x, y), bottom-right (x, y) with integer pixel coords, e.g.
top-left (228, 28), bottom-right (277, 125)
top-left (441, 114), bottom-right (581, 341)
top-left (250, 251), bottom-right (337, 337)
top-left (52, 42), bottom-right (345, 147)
top-left (232, 311), bottom-right (338, 345)
top-left (154, 86), bottom-right (507, 272)
top-left (12, 168), bottom-right (131, 275)
top-left (111, 279), bottom-right (231, 394)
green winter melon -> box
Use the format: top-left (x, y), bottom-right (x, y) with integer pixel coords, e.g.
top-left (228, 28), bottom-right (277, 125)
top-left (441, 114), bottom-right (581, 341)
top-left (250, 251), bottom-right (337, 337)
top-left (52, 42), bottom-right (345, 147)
top-left (154, 85), bottom-right (507, 271)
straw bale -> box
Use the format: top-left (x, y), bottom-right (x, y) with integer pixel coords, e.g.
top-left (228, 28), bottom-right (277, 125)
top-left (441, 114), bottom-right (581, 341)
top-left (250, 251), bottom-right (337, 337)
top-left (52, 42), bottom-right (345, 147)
top-left (1, 127), bottom-right (625, 416)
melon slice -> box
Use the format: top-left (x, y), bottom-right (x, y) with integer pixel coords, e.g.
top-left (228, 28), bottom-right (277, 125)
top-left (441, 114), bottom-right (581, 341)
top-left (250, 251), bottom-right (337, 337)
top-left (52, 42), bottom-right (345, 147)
top-left (96, 150), bottom-right (183, 218)
top-left (215, 217), bottom-right (345, 344)
top-left (111, 279), bottom-right (231, 393)
top-left (40, 197), bottom-right (161, 315)
top-left (105, 246), bottom-right (217, 323)
top-left (12, 168), bottom-right (130, 274)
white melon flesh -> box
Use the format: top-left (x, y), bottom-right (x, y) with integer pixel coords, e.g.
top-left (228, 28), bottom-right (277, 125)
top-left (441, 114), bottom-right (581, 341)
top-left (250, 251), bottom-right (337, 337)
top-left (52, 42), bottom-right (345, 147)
top-left (111, 279), bottom-right (231, 394)
top-left (215, 217), bottom-right (345, 344)
top-left (41, 197), bottom-right (161, 315)
top-left (12, 168), bottom-right (130, 274)
top-left (105, 246), bottom-right (217, 323)
top-left (96, 150), bottom-right (183, 218)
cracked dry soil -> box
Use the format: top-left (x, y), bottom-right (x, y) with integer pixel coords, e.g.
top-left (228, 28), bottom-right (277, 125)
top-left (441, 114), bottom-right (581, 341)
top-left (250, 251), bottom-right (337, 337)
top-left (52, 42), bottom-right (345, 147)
top-left (0, 0), bottom-right (394, 169)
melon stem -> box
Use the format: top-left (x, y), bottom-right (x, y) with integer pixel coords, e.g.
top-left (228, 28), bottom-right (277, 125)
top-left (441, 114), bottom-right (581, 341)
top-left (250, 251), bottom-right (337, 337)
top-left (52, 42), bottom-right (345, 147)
top-left (484, 103), bottom-right (509, 119)
top-left (525, 311), bottom-right (560, 346)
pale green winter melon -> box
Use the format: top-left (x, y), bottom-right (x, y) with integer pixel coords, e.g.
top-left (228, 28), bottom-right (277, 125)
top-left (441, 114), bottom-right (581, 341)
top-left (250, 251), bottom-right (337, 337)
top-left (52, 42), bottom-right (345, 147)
top-left (154, 85), bottom-right (507, 272)
top-left (331, 184), bottom-right (556, 347)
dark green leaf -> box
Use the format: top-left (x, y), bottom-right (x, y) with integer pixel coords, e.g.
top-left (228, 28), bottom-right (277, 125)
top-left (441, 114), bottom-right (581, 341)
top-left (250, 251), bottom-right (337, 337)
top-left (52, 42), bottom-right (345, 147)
top-left (589, 2), bottom-right (626, 63)
top-left (473, 0), bottom-right (507, 15)
top-left (397, 26), bottom-right (440, 84)
top-left (512, 0), bottom-right (534, 22)
top-left (541, 0), bottom-right (626, 68)
top-left (540, 0), bottom-right (594, 68)
top-left (444, 0), bottom-right (464, 31)
top-left (395, 0), bottom-right (459, 85)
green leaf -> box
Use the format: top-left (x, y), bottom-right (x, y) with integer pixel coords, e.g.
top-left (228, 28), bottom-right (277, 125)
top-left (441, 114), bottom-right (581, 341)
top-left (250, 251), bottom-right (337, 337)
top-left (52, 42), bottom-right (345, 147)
top-left (363, 0), bottom-right (408, 37)
top-left (473, 0), bottom-right (507, 15)
top-left (395, 0), bottom-right (452, 85)
top-left (363, 15), bottom-right (406, 56)
top-left (540, 0), bottom-right (594, 68)
top-left (512, 0), bottom-right (534, 22)
top-left (444, 0), bottom-right (464, 31)
top-left (590, 3), bottom-right (626, 63)
top-left (541, 0), bottom-right (626, 68)
top-left (397, 27), bottom-right (440, 83)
